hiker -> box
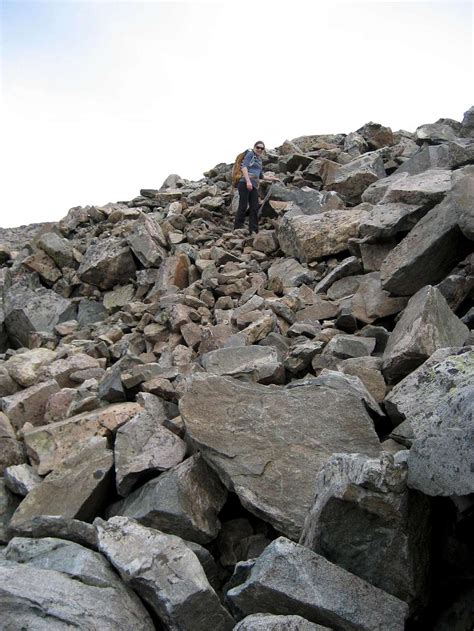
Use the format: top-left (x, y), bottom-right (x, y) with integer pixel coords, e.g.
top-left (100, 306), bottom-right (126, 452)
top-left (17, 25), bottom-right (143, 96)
top-left (233, 141), bottom-right (277, 234)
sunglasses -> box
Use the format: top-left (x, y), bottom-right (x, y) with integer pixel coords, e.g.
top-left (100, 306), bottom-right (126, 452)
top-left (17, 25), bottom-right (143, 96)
top-left (255, 146), bottom-right (265, 150)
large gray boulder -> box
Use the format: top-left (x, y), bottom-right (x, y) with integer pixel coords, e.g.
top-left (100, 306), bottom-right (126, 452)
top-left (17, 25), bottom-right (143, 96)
top-left (126, 211), bottom-right (168, 267)
top-left (384, 347), bottom-right (472, 430)
top-left (324, 151), bottom-right (386, 203)
top-left (382, 286), bottom-right (469, 383)
top-left (77, 238), bottom-right (137, 290)
top-left (96, 516), bottom-right (235, 631)
top-left (0, 538), bottom-right (154, 630)
top-left (300, 453), bottom-right (431, 610)
top-left (3, 285), bottom-right (76, 348)
top-left (407, 383), bottom-right (473, 497)
top-left (267, 258), bottom-right (313, 287)
top-left (180, 375), bottom-right (382, 539)
top-left (393, 140), bottom-right (474, 175)
top-left (380, 168), bottom-right (451, 205)
top-left (201, 346), bottom-right (284, 385)
top-left (359, 202), bottom-right (427, 241)
top-left (269, 183), bottom-right (344, 214)
top-left (278, 205), bottom-right (371, 263)
top-left (226, 537), bottom-right (409, 631)
top-left (36, 232), bottom-right (78, 269)
top-left (111, 454), bottom-right (227, 544)
top-left (9, 440), bottom-right (113, 534)
top-left (114, 409), bottom-right (186, 496)
top-left (380, 171), bottom-right (473, 296)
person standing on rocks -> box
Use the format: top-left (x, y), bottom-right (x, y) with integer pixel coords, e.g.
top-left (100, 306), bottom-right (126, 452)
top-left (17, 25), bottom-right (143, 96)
top-left (234, 141), bottom-right (277, 235)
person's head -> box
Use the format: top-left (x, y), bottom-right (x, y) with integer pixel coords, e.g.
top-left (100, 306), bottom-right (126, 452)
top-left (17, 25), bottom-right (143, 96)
top-left (253, 141), bottom-right (265, 154)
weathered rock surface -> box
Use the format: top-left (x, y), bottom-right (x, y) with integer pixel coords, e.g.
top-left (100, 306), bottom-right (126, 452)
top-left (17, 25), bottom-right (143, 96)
top-left (382, 286), bottom-right (469, 383)
top-left (0, 550), bottom-right (154, 630)
top-left (0, 412), bottom-right (25, 473)
top-left (77, 238), bottom-right (137, 290)
top-left (226, 537), bottom-right (409, 631)
top-left (380, 171), bottom-right (473, 296)
top-left (407, 383), bottom-right (474, 496)
top-left (300, 453), bottom-right (431, 609)
top-left (180, 375), bottom-right (382, 539)
top-left (278, 205), bottom-right (370, 263)
top-left (111, 454), bottom-right (227, 544)
top-left (4, 348), bottom-right (57, 388)
top-left (9, 440), bottom-right (113, 533)
top-left (114, 409), bottom-right (187, 496)
top-left (2, 379), bottom-right (60, 430)
top-left (23, 402), bottom-right (141, 475)
top-left (96, 516), bottom-right (235, 630)
top-left (3, 285), bottom-right (76, 348)
top-left (201, 345), bottom-right (285, 384)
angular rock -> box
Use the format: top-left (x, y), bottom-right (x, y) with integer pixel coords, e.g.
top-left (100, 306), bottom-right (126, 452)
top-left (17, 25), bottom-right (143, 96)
top-left (314, 256), bottom-right (362, 294)
top-left (77, 238), bottom-right (137, 290)
top-left (44, 352), bottom-right (101, 388)
top-left (103, 284), bottom-right (135, 311)
top-left (416, 122), bottom-right (457, 144)
top-left (0, 364), bottom-right (19, 397)
top-left (180, 375), bottom-right (382, 539)
top-left (357, 122), bottom-right (394, 149)
top-left (359, 202), bottom-right (427, 240)
top-left (382, 286), bottom-right (469, 383)
top-left (23, 249), bottom-right (62, 284)
top-left (9, 439), bottom-right (113, 533)
top-left (349, 272), bottom-right (408, 324)
top-left (111, 454), bottom-right (227, 544)
top-left (337, 356), bottom-right (386, 403)
top-left (36, 231), bottom-right (78, 268)
top-left (1, 479), bottom-right (21, 543)
top-left (76, 298), bottom-right (108, 327)
top-left (407, 384), bottom-right (473, 496)
top-left (226, 537), bottom-right (408, 631)
top-left (278, 205), bottom-right (371, 263)
top-left (3, 285), bottom-right (76, 348)
top-left (96, 516), bottom-right (235, 631)
top-left (381, 168), bottom-right (451, 206)
top-left (267, 258), bottom-right (312, 287)
top-left (324, 151), bottom-right (386, 203)
top-left (151, 252), bottom-right (190, 294)
top-left (4, 464), bottom-right (42, 496)
top-left (380, 179), bottom-right (473, 296)
top-left (270, 183), bottom-right (344, 214)
top-left (384, 347), bottom-right (473, 430)
top-left (114, 409), bottom-right (187, 496)
top-left (23, 402), bottom-right (142, 475)
top-left (201, 346), bottom-right (284, 385)
top-left (0, 412), bottom-right (25, 474)
top-left (126, 211), bottom-right (168, 267)
top-left (4, 348), bottom-right (57, 388)
top-left (1, 379), bottom-right (60, 430)
top-left (300, 453), bottom-right (431, 610)
top-left (323, 334), bottom-right (375, 359)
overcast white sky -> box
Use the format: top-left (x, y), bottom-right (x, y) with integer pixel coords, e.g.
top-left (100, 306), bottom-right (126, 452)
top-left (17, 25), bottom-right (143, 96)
top-left (1, 0), bottom-right (473, 228)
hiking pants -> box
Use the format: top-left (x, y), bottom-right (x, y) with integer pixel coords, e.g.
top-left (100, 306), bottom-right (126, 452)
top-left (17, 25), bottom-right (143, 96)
top-left (234, 181), bottom-right (259, 233)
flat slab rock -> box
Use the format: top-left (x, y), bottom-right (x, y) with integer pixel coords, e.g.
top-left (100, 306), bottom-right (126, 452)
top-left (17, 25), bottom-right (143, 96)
top-left (179, 375), bottom-right (382, 539)
top-left (226, 537), bottom-right (408, 631)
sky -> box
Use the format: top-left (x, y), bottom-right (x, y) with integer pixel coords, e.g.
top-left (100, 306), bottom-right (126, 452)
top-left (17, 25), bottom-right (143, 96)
top-left (1, 0), bottom-right (473, 228)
